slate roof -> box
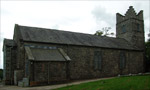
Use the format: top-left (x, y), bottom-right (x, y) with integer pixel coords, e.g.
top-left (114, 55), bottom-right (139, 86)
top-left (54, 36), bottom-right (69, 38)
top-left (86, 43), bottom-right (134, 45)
top-left (25, 47), bottom-right (66, 61)
top-left (16, 24), bottom-right (139, 50)
top-left (25, 46), bottom-right (71, 61)
top-left (3, 39), bottom-right (17, 51)
top-left (3, 39), bottom-right (16, 46)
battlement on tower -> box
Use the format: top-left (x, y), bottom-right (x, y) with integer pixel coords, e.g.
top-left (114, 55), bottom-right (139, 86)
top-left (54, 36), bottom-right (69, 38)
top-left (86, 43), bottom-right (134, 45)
top-left (116, 6), bottom-right (143, 24)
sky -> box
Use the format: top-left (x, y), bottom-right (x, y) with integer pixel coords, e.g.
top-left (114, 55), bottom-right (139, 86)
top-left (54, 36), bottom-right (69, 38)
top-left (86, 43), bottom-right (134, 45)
top-left (0, 0), bottom-right (150, 69)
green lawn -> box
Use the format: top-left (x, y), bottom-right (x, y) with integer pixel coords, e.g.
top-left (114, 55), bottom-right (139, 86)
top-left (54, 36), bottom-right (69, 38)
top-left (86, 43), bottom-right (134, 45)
top-left (53, 75), bottom-right (150, 90)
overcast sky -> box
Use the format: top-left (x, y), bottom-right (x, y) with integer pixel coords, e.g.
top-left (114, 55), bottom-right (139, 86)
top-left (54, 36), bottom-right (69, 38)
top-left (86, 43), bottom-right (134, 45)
top-left (0, 0), bottom-right (150, 69)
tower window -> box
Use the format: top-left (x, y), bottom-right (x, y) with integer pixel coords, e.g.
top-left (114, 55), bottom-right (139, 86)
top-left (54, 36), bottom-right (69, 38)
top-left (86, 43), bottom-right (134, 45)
top-left (94, 51), bottom-right (102, 70)
top-left (137, 24), bottom-right (140, 31)
top-left (121, 25), bottom-right (126, 33)
top-left (133, 23), bottom-right (140, 31)
top-left (119, 52), bottom-right (126, 70)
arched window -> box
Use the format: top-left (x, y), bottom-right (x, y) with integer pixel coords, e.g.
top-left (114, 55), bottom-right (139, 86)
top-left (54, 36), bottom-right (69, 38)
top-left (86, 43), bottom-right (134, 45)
top-left (137, 24), bottom-right (140, 31)
top-left (94, 51), bottom-right (102, 70)
top-left (133, 23), bottom-right (140, 31)
top-left (119, 52), bottom-right (126, 70)
top-left (121, 25), bottom-right (126, 33)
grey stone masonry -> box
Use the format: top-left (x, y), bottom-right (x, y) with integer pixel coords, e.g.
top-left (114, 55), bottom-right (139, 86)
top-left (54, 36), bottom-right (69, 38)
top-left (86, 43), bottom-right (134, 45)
top-left (116, 6), bottom-right (145, 50)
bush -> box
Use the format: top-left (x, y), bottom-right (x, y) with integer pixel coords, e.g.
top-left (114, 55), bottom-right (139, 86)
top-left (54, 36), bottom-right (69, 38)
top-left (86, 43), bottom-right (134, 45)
top-left (145, 41), bottom-right (150, 72)
top-left (0, 69), bottom-right (3, 80)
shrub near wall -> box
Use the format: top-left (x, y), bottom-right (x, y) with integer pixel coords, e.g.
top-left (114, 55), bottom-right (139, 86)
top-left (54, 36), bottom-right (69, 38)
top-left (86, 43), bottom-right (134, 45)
top-left (0, 69), bottom-right (3, 81)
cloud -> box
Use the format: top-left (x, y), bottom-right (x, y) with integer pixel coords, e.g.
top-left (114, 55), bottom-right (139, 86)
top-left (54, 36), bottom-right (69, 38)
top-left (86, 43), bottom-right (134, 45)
top-left (0, 32), bottom-right (4, 42)
top-left (52, 24), bottom-right (59, 29)
top-left (0, 29), bottom-right (4, 69)
top-left (132, 1), bottom-right (150, 41)
top-left (91, 5), bottom-right (116, 36)
top-left (92, 6), bottom-right (115, 26)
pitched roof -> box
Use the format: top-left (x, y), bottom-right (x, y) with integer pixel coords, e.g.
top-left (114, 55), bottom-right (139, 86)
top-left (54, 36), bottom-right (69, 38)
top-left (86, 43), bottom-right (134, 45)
top-left (16, 24), bottom-right (139, 50)
top-left (3, 39), bottom-right (16, 46)
top-left (25, 47), bottom-right (70, 61)
top-left (3, 39), bottom-right (17, 51)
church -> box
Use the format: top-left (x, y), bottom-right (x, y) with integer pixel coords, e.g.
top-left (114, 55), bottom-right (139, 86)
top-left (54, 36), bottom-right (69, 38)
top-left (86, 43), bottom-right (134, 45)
top-left (3, 6), bottom-right (145, 86)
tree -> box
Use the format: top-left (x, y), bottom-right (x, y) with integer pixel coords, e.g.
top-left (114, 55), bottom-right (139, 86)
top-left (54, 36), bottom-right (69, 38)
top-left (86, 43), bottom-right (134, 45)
top-left (0, 69), bottom-right (3, 80)
top-left (94, 27), bottom-right (114, 36)
top-left (148, 30), bottom-right (150, 41)
top-left (145, 29), bottom-right (150, 72)
top-left (94, 30), bottom-right (103, 36)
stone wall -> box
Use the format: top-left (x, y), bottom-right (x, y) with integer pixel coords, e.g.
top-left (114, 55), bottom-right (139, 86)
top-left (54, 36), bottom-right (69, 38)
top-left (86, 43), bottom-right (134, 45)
top-left (29, 61), bottom-right (67, 86)
top-left (3, 46), bottom-right (17, 85)
top-left (22, 42), bottom-right (144, 86)
top-left (65, 45), bottom-right (144, 80)
top-left (116, 7), bottom-right (145, 50)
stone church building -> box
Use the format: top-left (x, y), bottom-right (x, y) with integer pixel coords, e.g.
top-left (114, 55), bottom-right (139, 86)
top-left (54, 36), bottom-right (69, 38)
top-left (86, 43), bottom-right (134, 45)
top-left (3, 6), bottom-right (145, 86)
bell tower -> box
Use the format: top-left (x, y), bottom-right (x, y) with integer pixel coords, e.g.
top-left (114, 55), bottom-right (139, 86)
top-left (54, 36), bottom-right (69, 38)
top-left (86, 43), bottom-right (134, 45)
top-left (116, 6), bottom-right (145, 50)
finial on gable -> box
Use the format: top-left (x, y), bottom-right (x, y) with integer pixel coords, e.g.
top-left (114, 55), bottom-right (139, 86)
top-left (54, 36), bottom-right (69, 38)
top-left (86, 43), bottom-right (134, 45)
top-left (125, 6), bottom-right (137, 17)
top-left (129, 6), bottom-right (133, 9)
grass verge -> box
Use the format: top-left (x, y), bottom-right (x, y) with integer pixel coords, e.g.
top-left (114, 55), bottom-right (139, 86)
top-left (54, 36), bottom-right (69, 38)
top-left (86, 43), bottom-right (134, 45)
top-left (52, 75), bottom-right (150, 90)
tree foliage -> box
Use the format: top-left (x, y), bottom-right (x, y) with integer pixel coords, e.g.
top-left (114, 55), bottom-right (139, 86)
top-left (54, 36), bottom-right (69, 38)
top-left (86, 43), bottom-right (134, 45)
top-left (145, 41), bottom-right (150, 60)
top-left (148, 30), bottom-right (150, 42)
top-left (145, 30), bottom-right (150, 72)
top-left (146, 30), bottom-right (150, 60)
top-left (0, 69), bottom-right (3, 80)
top-left (94, 27), bottom-right (114, 36)
top-left (94, 30), bottom-right (103, 36)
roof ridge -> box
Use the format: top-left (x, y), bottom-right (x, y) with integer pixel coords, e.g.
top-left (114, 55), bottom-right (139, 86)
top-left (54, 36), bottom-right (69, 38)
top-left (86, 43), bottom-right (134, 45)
top-left (18, 24), bottom-right (117, 39)
top-left (16, 24), bottom-right (140, 50)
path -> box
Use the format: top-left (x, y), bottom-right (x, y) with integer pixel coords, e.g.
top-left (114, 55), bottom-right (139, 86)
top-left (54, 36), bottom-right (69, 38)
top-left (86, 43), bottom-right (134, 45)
top-left (0, 77), bottom-right (113, 90)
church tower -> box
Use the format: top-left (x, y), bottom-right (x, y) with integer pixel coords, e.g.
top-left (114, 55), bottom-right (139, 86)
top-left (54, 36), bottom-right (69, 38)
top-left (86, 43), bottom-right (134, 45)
top-left (116, 6), bottom-right (145, 50)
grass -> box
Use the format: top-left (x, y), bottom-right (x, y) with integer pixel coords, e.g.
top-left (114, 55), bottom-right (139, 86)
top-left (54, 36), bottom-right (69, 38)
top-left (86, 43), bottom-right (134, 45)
top-left (52, 75), bottom-right (150, 90)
